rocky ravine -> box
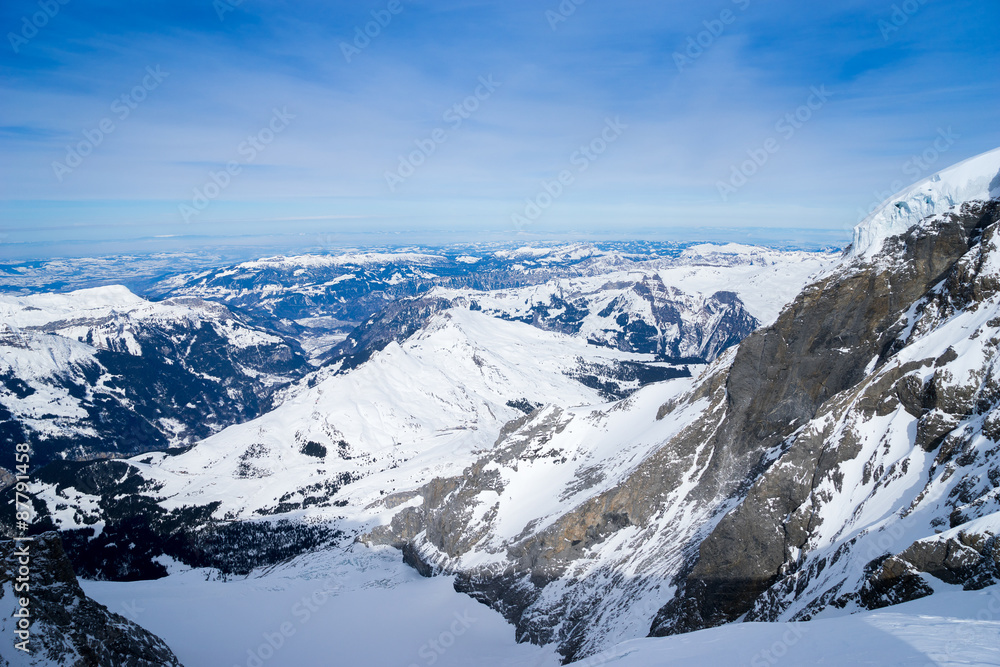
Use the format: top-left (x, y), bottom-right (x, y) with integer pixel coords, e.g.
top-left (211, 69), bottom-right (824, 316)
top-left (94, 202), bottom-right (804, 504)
top-left (366, 156), bottom-right (1000, 661)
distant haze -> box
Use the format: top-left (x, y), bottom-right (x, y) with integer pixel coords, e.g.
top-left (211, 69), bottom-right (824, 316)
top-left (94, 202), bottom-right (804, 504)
top-left (1, 0), bottom-right (998, 257)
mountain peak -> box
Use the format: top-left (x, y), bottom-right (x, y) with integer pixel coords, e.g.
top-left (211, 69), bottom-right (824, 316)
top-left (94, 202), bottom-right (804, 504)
top-left (851, 146), bottom-right (1000, 258)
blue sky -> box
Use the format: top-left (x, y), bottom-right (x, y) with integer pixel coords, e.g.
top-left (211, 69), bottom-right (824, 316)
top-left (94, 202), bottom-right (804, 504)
top-left (1, 0), bottom-right (999, 258)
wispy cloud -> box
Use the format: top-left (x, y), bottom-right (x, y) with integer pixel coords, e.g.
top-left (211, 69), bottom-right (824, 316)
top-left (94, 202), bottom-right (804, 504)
top-left (1, 0), bottom-right (998, 256)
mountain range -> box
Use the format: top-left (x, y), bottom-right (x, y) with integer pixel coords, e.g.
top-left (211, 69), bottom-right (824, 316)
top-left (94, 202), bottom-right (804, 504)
top-left (2, 147), bottom-right (1000, 665)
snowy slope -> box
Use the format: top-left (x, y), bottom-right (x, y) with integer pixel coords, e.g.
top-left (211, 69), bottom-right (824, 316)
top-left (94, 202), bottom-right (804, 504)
top-left (656, 243), bottom-right (836, 325)
top-left (39, 308), bottom-right (687, 526)
top-left (851, 147), bottom-right (1000, 258)
top-left (81, 545), bottom-right (562, 667)
top-left (585, 585), bottom-right (1000, 667)
top-left (0, 286), bottom-right (308, 469)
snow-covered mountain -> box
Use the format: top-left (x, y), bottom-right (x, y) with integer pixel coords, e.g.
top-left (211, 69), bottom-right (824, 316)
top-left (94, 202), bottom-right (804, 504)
top-left (0, 287), bottom-right (309, 471)
top-left (150, 242), bottom-right (834, 361)
top-left (14, 146), bottom-right (1000, 667)
top-left (326, 282), bottom-right (754, 373)
top-left (362, 149), bottom-right (1000, 660)
top-left (851, 146), bottom-right (1000, 257)
top-left (20, 307), bottom-right (696, 580)
top-left (441, 277), bottom-right (754, 362)
top-left (1, 240), bottom-right (834, 587)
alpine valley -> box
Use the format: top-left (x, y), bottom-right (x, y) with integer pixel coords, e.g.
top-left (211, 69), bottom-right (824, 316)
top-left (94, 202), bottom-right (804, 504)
top-left (3, 148), bottom-right (1000, 666)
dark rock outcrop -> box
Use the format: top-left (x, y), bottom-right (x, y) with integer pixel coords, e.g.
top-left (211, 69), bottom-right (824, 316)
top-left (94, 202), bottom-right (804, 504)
top-left (0, 532), bottom-right (183, 666)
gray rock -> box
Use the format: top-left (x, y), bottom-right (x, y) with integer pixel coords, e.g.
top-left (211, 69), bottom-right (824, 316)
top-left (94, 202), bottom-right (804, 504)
top-left (0, 532), bottom-right (183, 667)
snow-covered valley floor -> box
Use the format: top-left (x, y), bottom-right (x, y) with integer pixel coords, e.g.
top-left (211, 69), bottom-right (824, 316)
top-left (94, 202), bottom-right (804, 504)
top-left (82, 546), bottom-right (562, 667)
top-left (81, 546), bottom-right (1000, 667)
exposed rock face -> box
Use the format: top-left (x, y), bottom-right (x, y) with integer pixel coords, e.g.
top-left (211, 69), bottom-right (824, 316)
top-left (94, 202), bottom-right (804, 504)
top-left (0, 532), bottom-right (183, 667)
top-left (366, 197), bottom-right (1000, 662)
top-left (657, 201), bottom-right (1000, 633)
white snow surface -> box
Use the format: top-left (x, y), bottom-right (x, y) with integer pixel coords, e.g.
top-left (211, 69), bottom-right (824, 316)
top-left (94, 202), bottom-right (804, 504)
top-left (851, 146), bottom-right (1000, 258)
top-left (79, 546), bottom-right (561, 667)
top-left (658, 244), bottom-right (834, 325)
top-left (77, 551), bottom-right (1000, 667)
top-left (583, 585), bottom-right (1000, 666)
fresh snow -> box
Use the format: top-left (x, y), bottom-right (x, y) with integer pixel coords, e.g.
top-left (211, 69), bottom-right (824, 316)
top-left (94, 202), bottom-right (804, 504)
top-left (78, 553), bottom-right (1000, 667)
top-left (851, 146), bottom-right (1000, 258)
top-left (80, 546), bottom-right (562, 667)
top-left (582, 585), bottom-right (1000, 666)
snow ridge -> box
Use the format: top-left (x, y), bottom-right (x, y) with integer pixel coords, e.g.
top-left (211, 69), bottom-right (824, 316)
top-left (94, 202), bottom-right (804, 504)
top-left (851, 146), bottom-right (1000, 258)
